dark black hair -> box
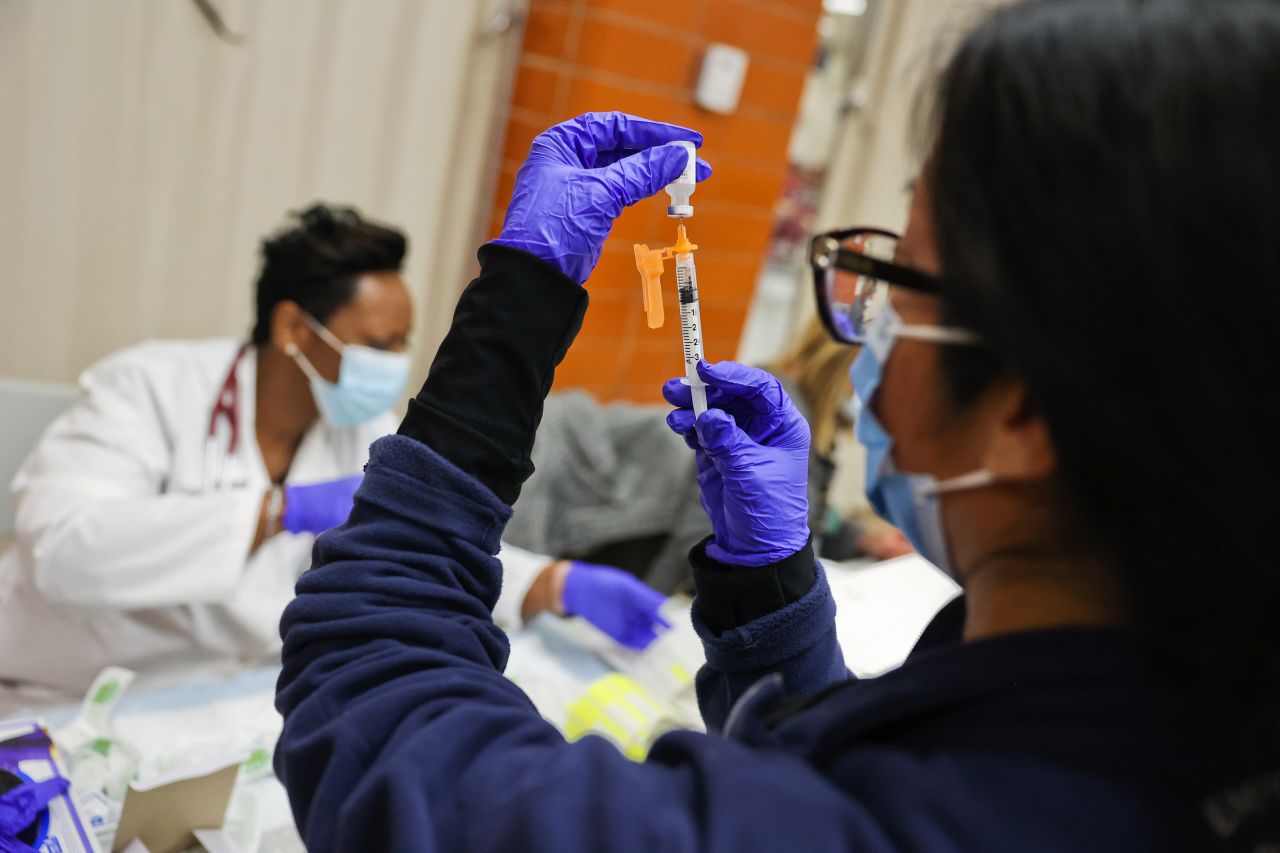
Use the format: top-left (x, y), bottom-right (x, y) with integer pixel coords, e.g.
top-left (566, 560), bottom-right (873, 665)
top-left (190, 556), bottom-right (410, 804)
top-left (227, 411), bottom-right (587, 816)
top-left (251, 203), bottom-right (407, 344)
top-left (926, 0), bottom-right (1280, 699)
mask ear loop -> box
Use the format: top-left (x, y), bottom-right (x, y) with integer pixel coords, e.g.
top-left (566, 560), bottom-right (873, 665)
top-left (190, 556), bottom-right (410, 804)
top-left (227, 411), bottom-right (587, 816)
top-left (302, 313), bottom-right (348, 354)
top-left (893, 322), bottom-right (991, 497)
top-left (927, 469), bottom-right (997, 496)
top-left (287, 313), bottom-right (349, 385)
top-left (284, 341), bottom-right (326, 385)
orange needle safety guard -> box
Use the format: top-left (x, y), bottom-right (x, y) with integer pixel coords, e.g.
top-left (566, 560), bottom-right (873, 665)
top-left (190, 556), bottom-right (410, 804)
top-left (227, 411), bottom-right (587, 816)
top-left (633, 225), bottom-right (698, 329)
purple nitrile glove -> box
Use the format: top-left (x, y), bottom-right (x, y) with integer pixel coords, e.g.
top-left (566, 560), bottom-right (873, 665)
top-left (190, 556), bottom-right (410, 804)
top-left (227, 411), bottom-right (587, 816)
top-left (492, 111), bottom-right (713, 284)
top-left (282, 475), bottom-right (362, 535)
top-left (663, 360), bottom-right (811, 567)
top-left (0, 774), bottom-right (68, 850)
top-left (561, 561), bottom-right (672, 650)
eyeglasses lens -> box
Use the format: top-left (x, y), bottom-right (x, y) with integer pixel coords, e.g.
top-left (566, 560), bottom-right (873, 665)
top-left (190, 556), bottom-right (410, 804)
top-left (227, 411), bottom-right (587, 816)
top-left (824, 233), bottom-right (897, 343)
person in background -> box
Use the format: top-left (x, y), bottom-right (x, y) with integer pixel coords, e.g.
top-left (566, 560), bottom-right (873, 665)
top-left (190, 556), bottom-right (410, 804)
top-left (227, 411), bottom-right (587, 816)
top-left (0, 203), bottom-right (668, 710)
top-left (0, 204), bottom-right (411, 707)
top-left (504, 319), bottom-right (910, 596)
top-left (275, 0), bottom-right (1280, 845)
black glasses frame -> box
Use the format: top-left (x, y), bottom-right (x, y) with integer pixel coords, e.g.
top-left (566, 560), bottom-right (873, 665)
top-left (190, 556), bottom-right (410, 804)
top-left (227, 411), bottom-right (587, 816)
top-left (809, 226), bottom-right (944, 345)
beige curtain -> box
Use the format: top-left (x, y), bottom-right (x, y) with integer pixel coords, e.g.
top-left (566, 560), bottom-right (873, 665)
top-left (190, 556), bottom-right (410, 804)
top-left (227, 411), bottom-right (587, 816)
top-left (810, 0), bottom-right (1005, 519)
top-left (0, 0), bottom-right (523, 384)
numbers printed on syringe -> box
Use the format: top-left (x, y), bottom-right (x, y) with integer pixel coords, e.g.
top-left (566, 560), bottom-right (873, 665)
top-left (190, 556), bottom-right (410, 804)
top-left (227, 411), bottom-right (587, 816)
top-left (676, 262), bottom-right (704, 367)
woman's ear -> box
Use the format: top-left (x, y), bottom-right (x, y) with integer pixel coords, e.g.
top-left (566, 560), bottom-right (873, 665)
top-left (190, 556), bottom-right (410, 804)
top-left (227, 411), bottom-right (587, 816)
top-left (270, 301), bottom-right (307, 352)
top-left (981, 379), bottom-right (1057, 481)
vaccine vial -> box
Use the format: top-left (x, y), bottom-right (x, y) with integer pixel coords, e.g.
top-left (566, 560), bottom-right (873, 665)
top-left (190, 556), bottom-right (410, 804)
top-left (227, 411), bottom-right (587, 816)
top-left (665, 141), bottom-right (697, 218)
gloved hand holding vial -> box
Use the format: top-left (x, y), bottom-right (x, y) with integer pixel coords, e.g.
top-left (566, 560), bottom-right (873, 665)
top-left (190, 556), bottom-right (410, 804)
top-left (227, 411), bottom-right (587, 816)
top-left (633, 140), bottom-right (709, 416)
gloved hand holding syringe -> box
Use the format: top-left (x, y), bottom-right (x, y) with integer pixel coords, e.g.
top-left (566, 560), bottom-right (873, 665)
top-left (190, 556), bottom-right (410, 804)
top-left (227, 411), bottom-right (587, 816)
top-left (634, 141), bottom-right (708, 416)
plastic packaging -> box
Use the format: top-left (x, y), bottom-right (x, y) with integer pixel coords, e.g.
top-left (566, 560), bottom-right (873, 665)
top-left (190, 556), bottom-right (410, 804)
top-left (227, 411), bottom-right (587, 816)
top-left (56, 667), bottom-right (140, 850)
top-left (0, 720), bottom-right (98, 852)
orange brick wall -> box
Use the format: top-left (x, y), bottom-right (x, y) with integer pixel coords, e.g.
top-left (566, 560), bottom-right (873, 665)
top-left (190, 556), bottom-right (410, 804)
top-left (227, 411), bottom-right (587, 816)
top-left (490, 0), bottom-right (823, 402)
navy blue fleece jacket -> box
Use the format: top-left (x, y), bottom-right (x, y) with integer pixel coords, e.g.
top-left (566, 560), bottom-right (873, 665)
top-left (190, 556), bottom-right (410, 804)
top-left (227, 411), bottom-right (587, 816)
top-left (275, 246), bottom-right (1247, 851)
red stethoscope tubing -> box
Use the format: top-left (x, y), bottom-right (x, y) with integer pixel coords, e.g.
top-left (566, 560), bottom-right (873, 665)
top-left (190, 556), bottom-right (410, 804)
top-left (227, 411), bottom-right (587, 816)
top-left (207, 344), bottom-right (250, 453)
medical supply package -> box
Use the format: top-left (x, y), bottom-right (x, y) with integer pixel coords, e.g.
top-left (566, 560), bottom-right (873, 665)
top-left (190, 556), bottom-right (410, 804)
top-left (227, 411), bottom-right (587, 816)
top-left (0, 719), bottom-right (100, 852)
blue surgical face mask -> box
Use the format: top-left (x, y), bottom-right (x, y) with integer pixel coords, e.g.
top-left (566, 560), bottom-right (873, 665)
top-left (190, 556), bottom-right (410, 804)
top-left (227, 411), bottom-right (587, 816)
top-left (849, 299), bottom-right (990, 578)
top-left (286, 315), bottom-right (411, 428)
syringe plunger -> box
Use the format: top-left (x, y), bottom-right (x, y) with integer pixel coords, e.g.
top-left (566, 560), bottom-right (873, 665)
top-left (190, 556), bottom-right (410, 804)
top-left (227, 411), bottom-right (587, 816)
top-left (685, 372), bottom-right (708, 416)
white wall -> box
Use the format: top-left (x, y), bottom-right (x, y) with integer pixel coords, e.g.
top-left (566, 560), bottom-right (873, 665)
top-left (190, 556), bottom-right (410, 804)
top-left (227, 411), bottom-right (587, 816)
top-left (814, 0), bottom-right (1005, 519)
top-left (814, 0), bottom-right (1000, 234)
top-left (0, 0), bottom-right (523, 385)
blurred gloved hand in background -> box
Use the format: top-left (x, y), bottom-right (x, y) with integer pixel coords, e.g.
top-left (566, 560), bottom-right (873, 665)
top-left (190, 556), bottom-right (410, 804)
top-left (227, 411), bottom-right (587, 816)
top-left (665, 360), bottom-right (811, 567)
top-left (560, 561), bottom-right (671, 650)
top-left (283, 475), bottom-right (362, 535)
top-left (494, 111), bottom-right (711, 284)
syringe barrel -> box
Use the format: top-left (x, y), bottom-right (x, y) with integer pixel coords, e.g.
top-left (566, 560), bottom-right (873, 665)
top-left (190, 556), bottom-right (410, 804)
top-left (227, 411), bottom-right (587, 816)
top-left (675, 254), bottom-right (703, 361)
top-left (675, 251), bottom-right (707, 415)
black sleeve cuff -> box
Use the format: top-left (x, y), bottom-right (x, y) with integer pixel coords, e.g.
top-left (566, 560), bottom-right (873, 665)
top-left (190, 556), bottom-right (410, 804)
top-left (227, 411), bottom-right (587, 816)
top-left (690, 535), bottom-right (817, 634)
top-left (397, 243), bottom-right (588, 506)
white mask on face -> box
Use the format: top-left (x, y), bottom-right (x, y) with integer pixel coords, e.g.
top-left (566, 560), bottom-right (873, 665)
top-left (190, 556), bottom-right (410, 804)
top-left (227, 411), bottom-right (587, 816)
top-left (286, 314), bottom-right (410, 428)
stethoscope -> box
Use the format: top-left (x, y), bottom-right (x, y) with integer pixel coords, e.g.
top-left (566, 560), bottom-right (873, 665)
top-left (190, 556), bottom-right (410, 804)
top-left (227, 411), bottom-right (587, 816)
top-left (204, 344), bottom-right (251, 490)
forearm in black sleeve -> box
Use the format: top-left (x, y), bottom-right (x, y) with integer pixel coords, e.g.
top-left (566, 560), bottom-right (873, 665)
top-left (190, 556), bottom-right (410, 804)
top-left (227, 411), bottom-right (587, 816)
top-left (690, 535), bottom-right (817, 633)
top-left (397, 243), bottom-right (588, 505)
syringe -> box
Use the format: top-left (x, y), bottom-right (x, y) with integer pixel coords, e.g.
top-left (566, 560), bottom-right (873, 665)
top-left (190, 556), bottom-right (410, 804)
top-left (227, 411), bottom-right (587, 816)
top-left (632, 140), bottom-right (709, 415)
top-left (672, 225), bottom-right (707, 416)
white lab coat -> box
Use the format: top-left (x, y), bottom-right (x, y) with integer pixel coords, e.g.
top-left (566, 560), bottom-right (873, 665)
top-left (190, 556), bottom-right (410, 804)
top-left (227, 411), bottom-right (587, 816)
top-left (0, 339), bottom-right (546, 707)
